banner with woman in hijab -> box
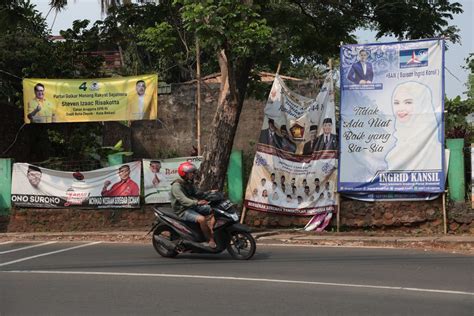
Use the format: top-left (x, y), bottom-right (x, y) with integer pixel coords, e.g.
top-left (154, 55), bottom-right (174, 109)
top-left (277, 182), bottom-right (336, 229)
top-left (338, 39), bottom-right (445, 194)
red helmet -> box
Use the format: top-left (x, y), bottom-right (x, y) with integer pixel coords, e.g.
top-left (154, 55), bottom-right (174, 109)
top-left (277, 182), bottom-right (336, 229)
top-left (178, 161), bottom-right (197, 179)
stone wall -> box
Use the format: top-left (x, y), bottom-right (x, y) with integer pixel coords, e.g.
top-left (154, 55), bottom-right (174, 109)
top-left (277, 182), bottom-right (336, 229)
top-left (6, 207), bottom-right (155, 232)
top-left (3, 199), bottom-right (472, 234)
top-left (243, 196), bottom-right (474, 234)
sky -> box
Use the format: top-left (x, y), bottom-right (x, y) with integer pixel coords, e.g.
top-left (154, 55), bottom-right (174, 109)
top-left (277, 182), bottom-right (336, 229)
top-left (33, 0), bottom-right (473, 99)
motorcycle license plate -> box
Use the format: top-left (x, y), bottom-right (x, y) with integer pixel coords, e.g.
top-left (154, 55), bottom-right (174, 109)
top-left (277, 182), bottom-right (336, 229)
top-left (220, 200), bottom-right (233, 210)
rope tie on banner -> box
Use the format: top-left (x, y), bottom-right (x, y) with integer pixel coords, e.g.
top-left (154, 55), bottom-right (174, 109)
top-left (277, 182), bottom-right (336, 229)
top-left (1, 123), bottom-right (26, 155)
top-left (444, 66), bottom-right (463, 83)
top-left (0, 69), bottom-right (23, 80)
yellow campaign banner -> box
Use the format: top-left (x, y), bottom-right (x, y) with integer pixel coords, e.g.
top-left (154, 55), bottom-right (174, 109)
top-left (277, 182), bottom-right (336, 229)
top-left (22, 74), bottom-right (158, 123)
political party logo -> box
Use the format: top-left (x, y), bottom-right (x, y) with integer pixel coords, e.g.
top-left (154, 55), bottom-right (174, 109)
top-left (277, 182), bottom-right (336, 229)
top-left (290, 123), bottom-right (305, 140)
top-left (399, 48), bottom-right (428, 68)
top-left (255, 154), bottom-right (269, 167)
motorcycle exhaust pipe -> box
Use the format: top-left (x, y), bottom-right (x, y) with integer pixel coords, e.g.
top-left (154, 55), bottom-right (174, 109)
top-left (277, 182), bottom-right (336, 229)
top-left (153, 235), bottom-right (177, 251)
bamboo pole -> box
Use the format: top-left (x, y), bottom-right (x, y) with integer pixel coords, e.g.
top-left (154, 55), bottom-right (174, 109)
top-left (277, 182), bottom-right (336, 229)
top-left (336, 193), bottom-right (340, 232)
top-left (276, 61), bottom-right (282, 75)
top-left (240, 206), bottom-right (247, 224)
top-left (328, 57), bottom-right (340, 232)
top-left (442, 191), bottom-right (447, 234)
top-left (196, 38), bottom-right (202, 155)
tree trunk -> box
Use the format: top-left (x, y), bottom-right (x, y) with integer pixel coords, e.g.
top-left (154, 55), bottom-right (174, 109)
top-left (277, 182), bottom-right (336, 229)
top-left (198, 49), bottom-right (252, 191)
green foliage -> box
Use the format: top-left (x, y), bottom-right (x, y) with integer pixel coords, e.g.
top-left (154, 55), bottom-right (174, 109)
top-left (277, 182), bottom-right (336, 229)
top-left (46, 123), bottom-right (103, 160)
top-left (464, 53), bottom-right (474, 99)
top-left (99, 140), bottom-right (133, 158)
top-left (55, 20), bottom-right (105, 78)
top-left (177, 0), bottom-right (272, 59)
top-left (369, 0), bottom-right (462, 43)
top-left (0, 0), bottom-right (48, 36)
top-left (139, 22), bottom-right (177, 55)
top-left (445, 54), bottom-right (474, 142)
top-left (445, 96), bottom-right (473, 141)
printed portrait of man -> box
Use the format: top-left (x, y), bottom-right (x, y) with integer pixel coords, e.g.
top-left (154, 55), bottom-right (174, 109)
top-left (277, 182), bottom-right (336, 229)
top-left (12, 165), bottom-right (48, 196)
top-left (314, 118), bottom-right (338, 151)
top-left (128, 79), bottom-right (157, 120)
top-left (27, 83), bottom-right (55, 123)
top-left (259, 118), bottom-right (282, 148)
top-left (145, 160), bottom-right (165, 190)
top-left (303, 125), bottom-right (318, 155)
top-left (347, 49), bottom-right (374, 85)
top-left (102, 164), bottom-right (139, 197)
top-left (26, 165), bottom-right (48, 195)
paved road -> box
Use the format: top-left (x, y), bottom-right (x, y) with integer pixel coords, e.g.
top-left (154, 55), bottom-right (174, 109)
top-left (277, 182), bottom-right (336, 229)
top-left (0, 241), bottom-right (472, 315)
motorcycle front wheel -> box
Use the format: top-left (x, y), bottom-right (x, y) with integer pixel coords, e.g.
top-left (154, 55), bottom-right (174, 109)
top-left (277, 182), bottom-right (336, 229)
top-left (152, 226), bottom-right (178, 258)
top-left (226, 231), bottom-right (256, 260)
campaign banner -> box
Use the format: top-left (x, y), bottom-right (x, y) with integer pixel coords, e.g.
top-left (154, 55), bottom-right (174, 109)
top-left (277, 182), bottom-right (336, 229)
top-left (244, 74), bottom-right (338, 216)
top-left (345, 149), bottom-right (450, 202)
top-left (23, 74), bottom-right (157, 123)
top-left (339, 39), bottom-right (445, 194)
top-left (143, 156), bottom-right (203, 204)
top-left (11, 162), bottom-right (141, 208)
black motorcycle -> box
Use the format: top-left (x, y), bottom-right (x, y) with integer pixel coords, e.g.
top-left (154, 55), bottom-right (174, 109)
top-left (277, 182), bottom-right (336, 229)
top-left (149, 192), bottom-right (256, 260)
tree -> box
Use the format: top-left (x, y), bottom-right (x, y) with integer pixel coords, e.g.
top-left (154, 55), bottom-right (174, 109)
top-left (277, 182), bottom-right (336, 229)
top-left (176, 0), bottom-right (464, 191)
top-left (44, 0), bottom-right (464, 191)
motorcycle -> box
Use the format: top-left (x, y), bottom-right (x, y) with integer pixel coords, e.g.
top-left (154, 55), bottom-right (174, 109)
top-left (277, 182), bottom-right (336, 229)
top-left (148, 192), bottom-right (256, 260)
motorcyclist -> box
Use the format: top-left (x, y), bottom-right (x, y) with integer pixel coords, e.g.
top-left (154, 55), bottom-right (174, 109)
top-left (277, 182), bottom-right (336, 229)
top-left (170, 162), bottom-right (216, 248)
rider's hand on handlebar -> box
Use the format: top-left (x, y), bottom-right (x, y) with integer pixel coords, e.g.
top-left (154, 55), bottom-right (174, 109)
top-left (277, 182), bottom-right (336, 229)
top-left (197, 200), bottom-right (208, 205)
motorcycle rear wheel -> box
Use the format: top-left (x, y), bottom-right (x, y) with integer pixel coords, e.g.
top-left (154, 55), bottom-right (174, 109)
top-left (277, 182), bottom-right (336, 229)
top-left (227, 231), bottom-right (256, 260)
top-left (152, 226), bottom-right (178, 258)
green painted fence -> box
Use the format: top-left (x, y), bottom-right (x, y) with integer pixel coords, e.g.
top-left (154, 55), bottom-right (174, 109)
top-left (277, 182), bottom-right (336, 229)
top-left (446, 138), bottom-right (465, 202)
top-left (0, 159), bottom-right (12, 215)
top-left (227, 150), bottom-right (243, 204)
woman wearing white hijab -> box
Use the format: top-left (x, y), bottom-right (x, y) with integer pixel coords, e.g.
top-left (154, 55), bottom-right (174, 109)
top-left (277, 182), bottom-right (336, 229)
top-left (385, 81), bottom-right (442, 171)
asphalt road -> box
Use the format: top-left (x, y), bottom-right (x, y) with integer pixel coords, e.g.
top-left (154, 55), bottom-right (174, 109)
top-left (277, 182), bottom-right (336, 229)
top-left (0, 241), bottom-right (472, 316)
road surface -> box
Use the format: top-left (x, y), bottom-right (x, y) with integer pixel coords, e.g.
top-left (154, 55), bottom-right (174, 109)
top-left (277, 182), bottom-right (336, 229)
top-left (1, 241), bottom-right (472, 315)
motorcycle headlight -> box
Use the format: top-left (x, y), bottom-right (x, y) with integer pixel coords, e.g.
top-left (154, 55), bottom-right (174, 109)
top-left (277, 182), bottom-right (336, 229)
top-left (230, 213), bottom-right (239, 221)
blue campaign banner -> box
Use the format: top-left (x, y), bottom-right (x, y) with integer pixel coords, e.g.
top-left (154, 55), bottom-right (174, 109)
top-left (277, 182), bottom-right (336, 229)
top-left (338, 39), bottom-right (445, 194)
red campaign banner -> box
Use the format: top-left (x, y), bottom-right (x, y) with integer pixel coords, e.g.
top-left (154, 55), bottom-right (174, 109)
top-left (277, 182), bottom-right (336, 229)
top-left (11, 162), bottom-right (141, 209)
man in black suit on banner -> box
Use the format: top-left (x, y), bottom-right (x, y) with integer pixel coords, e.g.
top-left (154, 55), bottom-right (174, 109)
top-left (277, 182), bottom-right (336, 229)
top-left (259, 118), bottom-right (282, 148)
top-left (303, 125), bottom-right (318, 155)
top-left (314, 118), bottom-right (337, 151)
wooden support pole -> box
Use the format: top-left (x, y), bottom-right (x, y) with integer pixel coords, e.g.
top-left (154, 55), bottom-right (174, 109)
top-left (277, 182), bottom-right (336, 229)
top-left (240, 206), bottom-right (247, 224)
top-left (336, 192), bottom-right (340, 232)
top-left (442, 191), bottom-right (447, 235)
top-left (329, 57), bottom-right (339, 233)
top-left (196, 38), bottom-right (202, 155)
top-left (276, 61), bottom-right (282, 75)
